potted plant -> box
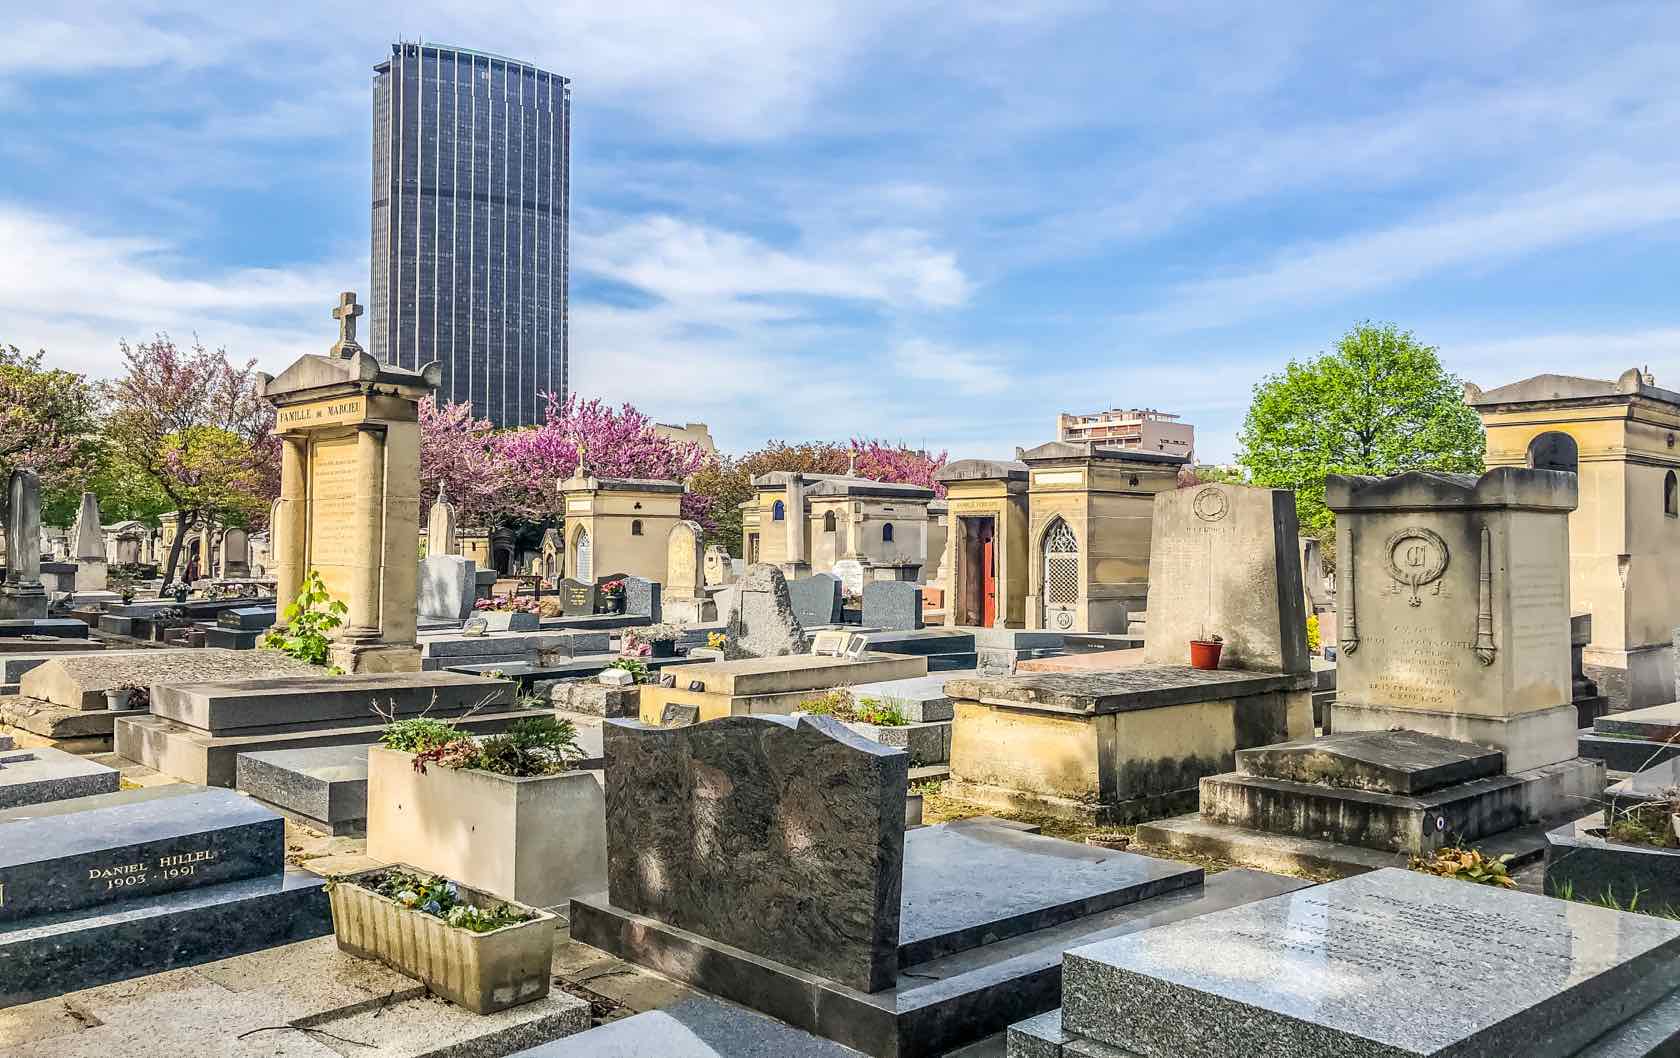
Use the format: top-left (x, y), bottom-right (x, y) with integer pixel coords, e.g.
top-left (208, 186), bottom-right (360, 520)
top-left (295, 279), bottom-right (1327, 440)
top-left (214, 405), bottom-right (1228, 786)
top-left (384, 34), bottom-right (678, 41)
top-left (599, 578), bottom-right (625, 614)
top-left (328, 865), bottom-right (556, 1014)
top-left (366, 714), bottom-right (606, 910)
top-left (104, 682), bottom-right (148, 711)
top-left (1189, 631), bottom-right (1224, 670)
top-left (634, 622), bottom-right (685, 658)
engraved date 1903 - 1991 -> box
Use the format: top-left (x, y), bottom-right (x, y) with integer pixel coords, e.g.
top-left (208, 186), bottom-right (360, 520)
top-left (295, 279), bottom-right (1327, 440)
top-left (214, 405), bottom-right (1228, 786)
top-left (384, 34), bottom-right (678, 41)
top-left (89, 849), bottom-right (218, 890)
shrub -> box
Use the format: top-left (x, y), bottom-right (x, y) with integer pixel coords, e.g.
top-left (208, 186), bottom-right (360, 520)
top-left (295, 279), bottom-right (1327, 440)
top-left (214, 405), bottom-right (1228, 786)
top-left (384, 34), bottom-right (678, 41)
top-left (855, 697), bottom-right (910, 727)
top-left (608, 657), bottom-right (649, 683)
top-left (1306, 613), bottom-right (1322, 653)
top-left (262, 570), bottom-right (347, 669)
top-left (381, 715), bottom-right (466, 754)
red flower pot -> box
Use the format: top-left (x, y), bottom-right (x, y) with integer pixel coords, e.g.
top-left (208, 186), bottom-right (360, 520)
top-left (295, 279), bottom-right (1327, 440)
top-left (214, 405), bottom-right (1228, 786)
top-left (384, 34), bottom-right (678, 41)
top-left (1188, 639), bottom-right (1223, 670)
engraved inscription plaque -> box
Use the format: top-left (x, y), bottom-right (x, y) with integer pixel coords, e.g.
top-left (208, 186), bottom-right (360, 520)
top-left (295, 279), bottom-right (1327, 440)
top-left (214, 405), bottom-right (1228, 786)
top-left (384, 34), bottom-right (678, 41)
top-left (308, 435), bottom-right (359, 604)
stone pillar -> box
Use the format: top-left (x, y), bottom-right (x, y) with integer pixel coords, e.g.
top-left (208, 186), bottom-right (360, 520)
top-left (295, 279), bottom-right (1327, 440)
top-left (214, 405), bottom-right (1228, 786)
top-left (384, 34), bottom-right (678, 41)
top-left (71, 491), bottom-right (108, 592)
top-left (0, 469), bottom-right (47, 620)
top-left (345, 425), bottom-right (387, 638)
top-left (784, 475), bottom-right (807, 572)
top-left (275, 435), bottom-right (308, 615)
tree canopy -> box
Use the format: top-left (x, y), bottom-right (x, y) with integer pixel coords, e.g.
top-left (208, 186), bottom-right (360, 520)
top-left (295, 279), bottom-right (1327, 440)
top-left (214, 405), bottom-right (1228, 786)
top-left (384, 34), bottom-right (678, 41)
top-left (1237, 322), bottom-right (1485, 544)
top-left (0, 344), bottom-right (101, 522)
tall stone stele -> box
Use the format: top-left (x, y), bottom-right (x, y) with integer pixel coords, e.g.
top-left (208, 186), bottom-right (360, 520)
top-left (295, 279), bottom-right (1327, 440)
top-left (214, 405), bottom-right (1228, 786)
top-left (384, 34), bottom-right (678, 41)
top-left (1328, 468), bottom-right (1580, 773)
top-left (261, 292), bottom-right (437, 674)
top-left (71, 491), bottom-right (109, 591)
top-left (426, 484), bottom-right (459, 557)
top-left (0, 469), bottom-right (47, 619)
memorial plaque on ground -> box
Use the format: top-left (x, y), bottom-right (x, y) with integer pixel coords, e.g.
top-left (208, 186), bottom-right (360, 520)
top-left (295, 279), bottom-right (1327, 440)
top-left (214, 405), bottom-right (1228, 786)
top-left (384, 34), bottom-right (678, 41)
top-left (559, 578), bottom-right (597, 616)
top-left (1060, 867), bottom-right (1680, 1058)
top-left (603, 713), bottom-right (907, 992)
top-left (0, 786), bottom-right (284, 923)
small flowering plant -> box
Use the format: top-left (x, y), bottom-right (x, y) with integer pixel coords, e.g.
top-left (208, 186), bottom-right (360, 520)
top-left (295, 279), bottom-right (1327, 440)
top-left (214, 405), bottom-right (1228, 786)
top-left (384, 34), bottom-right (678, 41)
top-left (363, 868), bottom-right (533, 932)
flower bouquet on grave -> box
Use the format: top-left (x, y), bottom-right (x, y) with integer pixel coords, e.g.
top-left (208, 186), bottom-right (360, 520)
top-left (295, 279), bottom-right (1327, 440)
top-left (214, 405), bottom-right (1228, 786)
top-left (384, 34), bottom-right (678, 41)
top-left (599, 579), bottom-right (626, 614)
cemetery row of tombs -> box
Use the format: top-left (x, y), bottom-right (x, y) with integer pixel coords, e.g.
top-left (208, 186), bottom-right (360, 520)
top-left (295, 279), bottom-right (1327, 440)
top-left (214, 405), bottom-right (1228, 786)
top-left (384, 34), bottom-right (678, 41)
top-left (4, 344), bottom-right (1680, 1055)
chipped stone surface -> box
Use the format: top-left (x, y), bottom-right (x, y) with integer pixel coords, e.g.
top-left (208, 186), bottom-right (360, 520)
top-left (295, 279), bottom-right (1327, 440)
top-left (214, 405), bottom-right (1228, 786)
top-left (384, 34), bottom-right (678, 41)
top-left (21, 649), bottom-right (323, 710)
top-left (603, 713), bottom-right (906, 992)
top-left (725, 564), bottom-right (805, 658)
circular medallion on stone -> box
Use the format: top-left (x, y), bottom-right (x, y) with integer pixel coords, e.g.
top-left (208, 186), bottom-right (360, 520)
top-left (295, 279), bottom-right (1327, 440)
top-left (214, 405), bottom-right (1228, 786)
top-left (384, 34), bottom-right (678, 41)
top-left (1192, 487), bottom-right (1229, 522)
top-left (1384, 527), bottom-right (1449, 606)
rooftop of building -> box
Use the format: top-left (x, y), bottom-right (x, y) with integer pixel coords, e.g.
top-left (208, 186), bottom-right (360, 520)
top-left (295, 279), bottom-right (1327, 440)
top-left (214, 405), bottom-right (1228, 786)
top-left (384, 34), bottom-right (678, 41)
top-left (376, 41), bottom-right (570, 81)
top-left (1466, 368), bottom-right (1680, 409)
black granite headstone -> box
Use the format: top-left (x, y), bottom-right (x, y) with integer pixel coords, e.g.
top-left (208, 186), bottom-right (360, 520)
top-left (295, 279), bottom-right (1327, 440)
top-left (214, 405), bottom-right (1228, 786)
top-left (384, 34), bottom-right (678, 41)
top-left (560, 579), bottom-right (597, 617)
top-left (604, 714), bottom-right (907, 992)
top-left (216, 607), bottom-right (276, 631)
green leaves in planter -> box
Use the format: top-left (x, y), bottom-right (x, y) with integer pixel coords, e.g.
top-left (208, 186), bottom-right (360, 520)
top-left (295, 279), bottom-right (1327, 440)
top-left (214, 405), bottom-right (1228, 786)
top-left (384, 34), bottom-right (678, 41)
top-left (366, 869), bottom-right (532, 932)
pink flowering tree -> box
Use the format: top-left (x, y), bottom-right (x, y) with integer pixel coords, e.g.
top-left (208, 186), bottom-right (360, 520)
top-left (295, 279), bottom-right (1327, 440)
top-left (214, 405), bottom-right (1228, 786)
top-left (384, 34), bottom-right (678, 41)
top-left (102, 336), bottom-right (278, 586)
top-left (850, 439), bottom-right (949, 497)
top-left (496, 393), bottom-right (713, 525)
top-left (418, 398), bottom-right (508, 526)
top-left (0, 343), bottom-right (100, 517)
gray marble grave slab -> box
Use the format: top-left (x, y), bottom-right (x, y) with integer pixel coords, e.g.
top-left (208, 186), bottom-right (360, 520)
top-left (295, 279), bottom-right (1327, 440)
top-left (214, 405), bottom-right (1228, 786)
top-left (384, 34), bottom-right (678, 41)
top-left (604, 713), bottom-right (907, 992)
top-left (1061, 867), bottom-right (1680, 1058)
top-left (149, 671), bottom-right (513, 733)
top-left (1235, 730), bottom-right (1504, 794)
top-left (236, 744), bottom-right (370, 834)
top-left (0, 745), bottom-right (120, 809)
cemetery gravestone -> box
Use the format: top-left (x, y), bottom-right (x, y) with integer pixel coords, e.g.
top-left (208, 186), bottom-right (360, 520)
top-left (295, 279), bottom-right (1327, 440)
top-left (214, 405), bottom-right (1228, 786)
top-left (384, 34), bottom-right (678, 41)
top-left (863, 581), bottom-right (923, 631)
top-left (666, 521), bottom-right (704, 601)
top-left (726, 564), bottom-right (806, 657)
top-left (624, 575), bottom-right (662, 621)
top-left (787, 573), bottom-right (843, 628)
top-left (703, 545), bottom-right (735, 587)
top-left (0, 470), bottom-right (47, 620)
top-left (602, 714), bottom-right (907, 991)
top-left (831, 558), bottom-right (867, 599)
top-left (1140, 483), bottom-right (1307, 674)
top-left (560, 578), bottom-right (597, 617)
top-left (219, 527), bottom-right (249, 577)
top-left (418, 554), bottom-right (476, 622)
top-left (1328, 469), bottom-right (1579, 773)
top-left (71, 491), bottom-right (108, 591)
top-left (0, 746), bottom-right (120, 809)
top-left (427, 484), bottom-right (460, 556)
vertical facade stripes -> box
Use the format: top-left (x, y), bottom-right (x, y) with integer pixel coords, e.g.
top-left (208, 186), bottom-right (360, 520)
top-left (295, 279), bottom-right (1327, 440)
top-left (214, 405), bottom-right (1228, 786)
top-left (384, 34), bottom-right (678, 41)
top-left (370, 43), bottom-right (570, 429)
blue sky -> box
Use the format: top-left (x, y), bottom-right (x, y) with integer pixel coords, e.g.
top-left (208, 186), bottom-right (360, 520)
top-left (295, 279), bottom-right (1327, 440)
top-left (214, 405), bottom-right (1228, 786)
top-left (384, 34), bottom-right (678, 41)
top-left (4, 2), bottom-right (1679, 462)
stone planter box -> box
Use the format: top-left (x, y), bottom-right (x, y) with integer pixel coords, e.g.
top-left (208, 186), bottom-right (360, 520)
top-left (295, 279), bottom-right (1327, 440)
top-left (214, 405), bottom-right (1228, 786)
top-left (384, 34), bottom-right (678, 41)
top-left (367, 747), bottom-right (606, 908)
top-left (328, 865), bottom-right (556, 1014)
top-left (1544, 813), bottom-right (1680, 915)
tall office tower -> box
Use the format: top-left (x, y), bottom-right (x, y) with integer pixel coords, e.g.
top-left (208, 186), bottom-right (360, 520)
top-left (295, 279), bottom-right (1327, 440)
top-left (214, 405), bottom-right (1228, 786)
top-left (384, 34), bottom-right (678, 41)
top-left (371, 43), bottom-right (570, 428)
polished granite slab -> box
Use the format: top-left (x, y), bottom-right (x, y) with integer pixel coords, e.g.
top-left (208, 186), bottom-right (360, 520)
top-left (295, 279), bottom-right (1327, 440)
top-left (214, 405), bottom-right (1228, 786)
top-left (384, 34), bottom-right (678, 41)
top-left (0, 785), bottom-right (282, 922)
top-left (236, 743), bottom-right (371, 835)
top-left (507, 996), bottom-right (868, 1057)
top-left (1061, 867), bottom-right (1680, 1058)
top-left (897, 818), bottom-right (1200, 965)
top-left (0, 868), bottom-right (329, 1007)
top-left (0, 744), bottom-right (120, 809)
top-left (573, 865), bottom-right (1309, 1058)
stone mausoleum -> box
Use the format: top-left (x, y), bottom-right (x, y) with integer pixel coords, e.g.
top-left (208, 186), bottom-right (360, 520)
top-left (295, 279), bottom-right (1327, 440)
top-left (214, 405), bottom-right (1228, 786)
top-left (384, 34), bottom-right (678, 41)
top-left (1468, 368), bottom-right (1680, 710)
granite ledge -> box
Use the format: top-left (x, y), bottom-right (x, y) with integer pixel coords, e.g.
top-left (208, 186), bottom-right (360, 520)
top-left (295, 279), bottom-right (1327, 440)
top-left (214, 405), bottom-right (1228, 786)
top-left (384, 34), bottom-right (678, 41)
top-left (944, 668), bottom-right (1311, 715)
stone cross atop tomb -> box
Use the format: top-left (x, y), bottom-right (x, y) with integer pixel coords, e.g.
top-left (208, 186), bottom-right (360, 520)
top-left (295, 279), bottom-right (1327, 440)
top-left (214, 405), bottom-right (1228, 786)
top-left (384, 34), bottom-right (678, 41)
top-left (329, 291), bottom-right (364, 359)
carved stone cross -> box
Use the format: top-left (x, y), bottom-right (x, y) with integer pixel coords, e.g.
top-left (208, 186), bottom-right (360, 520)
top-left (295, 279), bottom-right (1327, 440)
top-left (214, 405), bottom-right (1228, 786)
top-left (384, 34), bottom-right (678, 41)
top-left (330, 291), bottom-right (364, 358)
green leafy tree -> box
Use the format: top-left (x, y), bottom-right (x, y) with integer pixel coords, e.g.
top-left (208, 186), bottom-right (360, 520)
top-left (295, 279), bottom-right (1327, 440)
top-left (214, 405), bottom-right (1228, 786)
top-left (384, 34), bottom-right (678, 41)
top-left (1237, 322), bottom-right (1485, 556)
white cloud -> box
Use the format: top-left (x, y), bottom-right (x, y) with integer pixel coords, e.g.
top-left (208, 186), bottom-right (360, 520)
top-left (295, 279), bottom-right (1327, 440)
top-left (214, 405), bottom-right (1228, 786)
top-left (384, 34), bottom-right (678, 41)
top-left (1135, 165), bottom-right (1680, 333)
top-left (892, 339), bottom-right (1011, 396)
top-left (0, 204), bottom-right (358, 378)
top-left (577, 215), bottom-right (970, 311)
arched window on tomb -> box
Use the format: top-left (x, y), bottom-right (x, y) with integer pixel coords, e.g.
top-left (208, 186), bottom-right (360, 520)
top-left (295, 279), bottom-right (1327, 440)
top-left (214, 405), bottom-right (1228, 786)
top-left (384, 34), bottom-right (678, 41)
top-left (823, 511), bottom-right (837, 533)
top-left (882, 523), bottom-right (895, 543)
top-left (1527, 432), bottom-right (1579, 475)
top-left (631, 519), bottom-right (644, 536)
top-left (1666, 471), bottom-right (1678, 518)
top-left (772, 500), bottom-right (785, 521)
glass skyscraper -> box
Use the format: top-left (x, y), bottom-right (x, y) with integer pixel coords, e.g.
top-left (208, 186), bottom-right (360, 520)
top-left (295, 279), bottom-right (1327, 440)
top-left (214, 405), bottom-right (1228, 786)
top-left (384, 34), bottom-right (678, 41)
top-left (371, 43), bottom-right (570, 428)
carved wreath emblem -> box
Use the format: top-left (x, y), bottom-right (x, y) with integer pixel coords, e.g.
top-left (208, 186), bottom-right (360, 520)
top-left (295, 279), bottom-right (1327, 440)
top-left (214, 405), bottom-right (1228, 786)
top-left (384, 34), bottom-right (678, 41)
top-left (1384, 527), bottom-right (1449, 606)
top-left (1192, 487), bottom-right (1228, 522)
